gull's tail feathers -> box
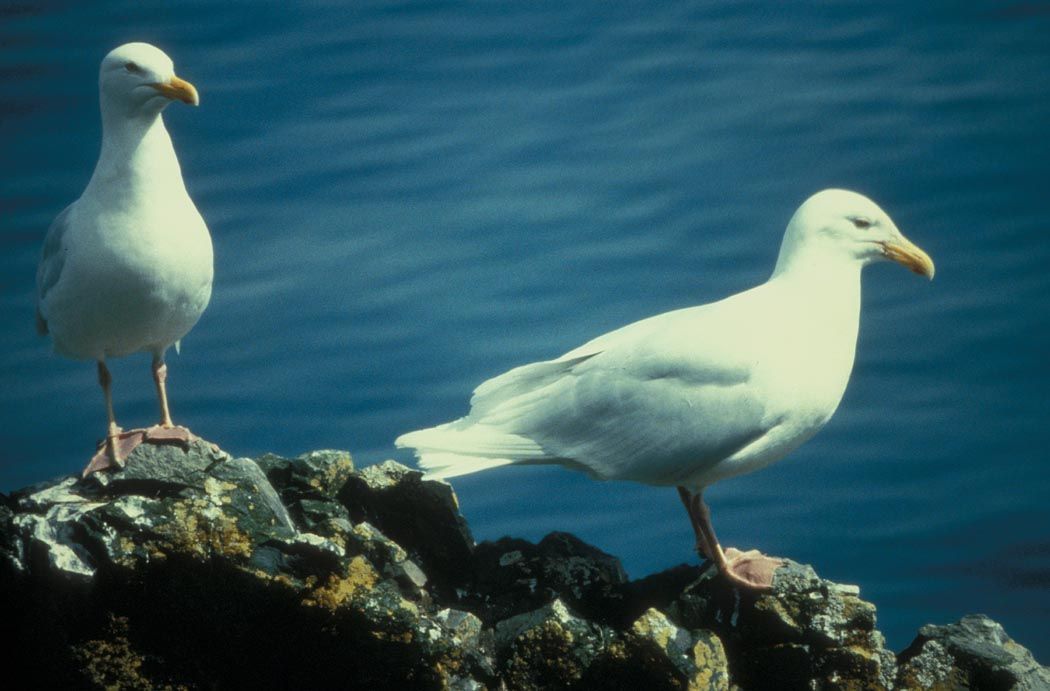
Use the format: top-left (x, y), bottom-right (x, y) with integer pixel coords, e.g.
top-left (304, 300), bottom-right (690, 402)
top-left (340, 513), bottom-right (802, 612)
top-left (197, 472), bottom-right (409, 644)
top-left (412, 453), bottom-right (514, 480)
top-left (395, 420), bottom-right (548, 480)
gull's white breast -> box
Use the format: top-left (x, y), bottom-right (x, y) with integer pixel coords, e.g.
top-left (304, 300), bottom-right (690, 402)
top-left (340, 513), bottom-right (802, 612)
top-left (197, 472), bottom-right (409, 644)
top-left (43, 186), bottom-right (213, 360)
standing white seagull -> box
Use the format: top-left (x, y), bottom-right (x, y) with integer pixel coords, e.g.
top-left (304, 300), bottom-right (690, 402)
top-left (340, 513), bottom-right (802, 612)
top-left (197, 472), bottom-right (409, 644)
top-left (35, 43), bottom-right (213, 476)
top-left (397, 189), bottom-right (934, 589)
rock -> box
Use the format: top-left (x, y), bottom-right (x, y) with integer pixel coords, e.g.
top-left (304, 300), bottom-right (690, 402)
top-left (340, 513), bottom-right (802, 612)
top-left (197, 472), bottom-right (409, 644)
top-left (345, 520), bottom-right (430, 597)
top-left (1, 441), bottom-right (1046, 689)
top-left (256, 449), bottom-right (355, 538)
top-left (256, 449), bottom-right (355, 499)
top-left (615, 607), bottom-right (730, 690)
top-left (494, 599), bottom-right (732, 690)
top-left (897, 614), bottom-right (1050, 690)
top-left (615, 563), bottom-right (706, 627)
top-left (0, 440), bottom-right (491, 689)
top-left (495, 598), bottom-right (615, 689)
top-left (668, 560), bottom-right (897, 690)
top-left (468, 531), bottom-right (629, 625)
top-left (7, 441), bottom-right (297, 584)
top-left (338, 460), bottom-right (475, 597)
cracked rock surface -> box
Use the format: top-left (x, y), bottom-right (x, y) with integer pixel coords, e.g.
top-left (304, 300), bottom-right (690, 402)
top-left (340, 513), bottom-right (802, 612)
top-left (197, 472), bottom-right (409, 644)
top-left (1, 439), bottom-right (1045, 690)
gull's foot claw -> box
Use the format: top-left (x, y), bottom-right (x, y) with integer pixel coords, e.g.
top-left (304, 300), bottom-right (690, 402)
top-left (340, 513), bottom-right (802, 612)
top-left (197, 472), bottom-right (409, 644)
top-left (721, 547), bottom-right (786, 590)
top-left (82, 425), bottom-right (197, 477)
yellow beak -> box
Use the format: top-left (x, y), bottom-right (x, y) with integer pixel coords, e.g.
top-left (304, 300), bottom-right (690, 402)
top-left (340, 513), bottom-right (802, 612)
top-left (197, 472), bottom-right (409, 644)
top-left (881, 235), bottom-right (935, 280)
top-left (150, 75), bottom-right (199, 106)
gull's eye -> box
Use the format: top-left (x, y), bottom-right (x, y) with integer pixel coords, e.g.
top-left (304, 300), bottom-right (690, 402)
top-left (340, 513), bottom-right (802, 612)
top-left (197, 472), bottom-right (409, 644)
top-left (124, 61), bottom-right (143, 74)
top-left (849, 216), bottom-right (873, 230)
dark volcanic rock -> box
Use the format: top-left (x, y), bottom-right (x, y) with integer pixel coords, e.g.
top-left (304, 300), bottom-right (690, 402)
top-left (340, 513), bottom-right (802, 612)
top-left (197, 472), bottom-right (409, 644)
top-left (338, 460), bottom-right (475, 597)
top-left (1, 441), bottom-right (1046, 690)
top-left (492, 598), bottom-right (731, 690)
top-left (255, 449), bottom-right (355, 537)
top-left (467, 531), bottom-right (629, 625)
top-left (0, 441), bottom-right (492, 689)
top-left (668, 560), bottom-right (898, 690)
top-left (897, 614), bottom-right (1050, 690)
top-left (602, 607), bottom-right (730, 691)
top-left (256, 449), bottom-right (355, 499)
top-left (496, 598), bottom-right (614, 689)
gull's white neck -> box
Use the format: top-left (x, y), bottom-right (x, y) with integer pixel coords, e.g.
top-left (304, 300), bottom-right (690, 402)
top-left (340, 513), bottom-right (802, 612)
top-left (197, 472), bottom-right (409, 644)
top-left (85, 102), bottom-right (186, 199)
top-left (766, 241), bottom-right (863, 348)
top-left (769, 216), bottom-right (864, 309)
top-left (752, 231), bottom-right (865, 438)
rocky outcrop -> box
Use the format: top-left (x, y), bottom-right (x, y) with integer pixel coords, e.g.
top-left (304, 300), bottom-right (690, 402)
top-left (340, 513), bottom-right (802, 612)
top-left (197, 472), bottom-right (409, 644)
top-left (897, 616), bottom-right (1050, 690)
top-left (0, 439), bottom-right (1044, 690)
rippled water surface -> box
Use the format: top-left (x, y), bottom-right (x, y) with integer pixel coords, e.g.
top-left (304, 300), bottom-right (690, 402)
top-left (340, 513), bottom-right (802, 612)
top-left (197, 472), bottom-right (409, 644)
top-left (3, 1), bottom-right (1049, 657)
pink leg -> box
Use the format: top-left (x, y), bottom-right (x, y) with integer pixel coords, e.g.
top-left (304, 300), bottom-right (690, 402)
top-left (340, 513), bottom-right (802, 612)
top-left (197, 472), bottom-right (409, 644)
top-left (99, 360), bottom-right (119, 446)
top-left (81, 359), bottom-right (197, 478)
top-left (677, 486), bottom-right (785, 590)
top-left (82, 361), bottom-right (142, 476)
top-left (144, 356), bottom-right (195, 442)
top-left (677, 486), bottom-right (716, 560)
top-left (152, 356), bottom-right (174, 428)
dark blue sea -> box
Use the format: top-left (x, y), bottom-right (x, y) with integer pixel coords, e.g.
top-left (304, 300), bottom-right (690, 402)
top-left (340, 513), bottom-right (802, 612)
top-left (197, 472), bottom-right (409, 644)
top-left (2, 1), bottom-right (1049, 659)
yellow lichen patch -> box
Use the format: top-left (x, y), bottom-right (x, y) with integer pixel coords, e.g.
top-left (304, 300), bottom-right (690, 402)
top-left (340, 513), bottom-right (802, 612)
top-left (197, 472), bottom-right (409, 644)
top-left (435, 656), bottom-right (463, 675)
top-left (504, 621), bottom-right (581, 688)
top-left (162, 500), bottom-right (253, 560)
top-left (111, 535), bottom-right (147, 569)
top-left (755, 595), bottom-right (804, 636)
top-left (304, 556), bottom-right (379, 610)
top-left (249, 568), bottom-right (297, 592)
top-left (689, 634), bottom-right (729, 691)
top-left (203, 477), bottom-right (238, 497)
top-left (371, 629), bottom-right (414, 644)
top-left (603, 639), bottom-right (629, 661)
top-left (205, 515), bottom-right (252, 558)
top-left (70, 615), bottom-right (188, 691)
top-left (397, 597), bottom-right (420, 617)
top-left (632, 608), bottom-right (675, 648)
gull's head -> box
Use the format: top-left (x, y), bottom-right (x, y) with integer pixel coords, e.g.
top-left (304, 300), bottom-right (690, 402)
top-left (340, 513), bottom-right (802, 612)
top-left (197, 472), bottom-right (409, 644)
top-left (99, 42), bottom-right (199, 119)
top-left (776, 189), bottom-right (935, 280)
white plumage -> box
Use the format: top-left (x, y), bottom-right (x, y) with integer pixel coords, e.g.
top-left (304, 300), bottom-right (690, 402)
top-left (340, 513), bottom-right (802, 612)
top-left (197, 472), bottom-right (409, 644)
top-left (397, 188), bottom-right (934, 588)
top-left (36, 43), bottom-right (212, 475)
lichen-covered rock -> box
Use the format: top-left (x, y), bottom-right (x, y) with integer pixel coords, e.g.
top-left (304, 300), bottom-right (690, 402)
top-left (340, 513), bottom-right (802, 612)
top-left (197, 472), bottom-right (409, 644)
top-left (468, 531), bottom-right (629, 625)
top-left (256, 449), bottom-right (355, 499)
top-left (896, 614), bottom-right (1050, 690)
top-left (7, 440), bottom-right (297, 583)
top-left (495, 599), bottom-right (730, 691)
top-left (338, 460), bottom-right (475, 597)
top-left (0, 441), bottom-right (492, 689)
top-left (345, 520), bottom-right (430, 597)
top-left (669, 560), bottom-right (896, 690)
top-left (256, 449), bottom-right (355, 538)
top-left (616, 607), bottom-right (730, 690)
top-left (1, 443), bottom-right (1045, 689)
top-left (496, 598), bottom-right (615, 689)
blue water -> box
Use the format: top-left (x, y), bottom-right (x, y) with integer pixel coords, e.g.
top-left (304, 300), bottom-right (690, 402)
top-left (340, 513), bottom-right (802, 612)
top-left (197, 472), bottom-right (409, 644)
top-left (2, 1), bottom-right (1049, 659)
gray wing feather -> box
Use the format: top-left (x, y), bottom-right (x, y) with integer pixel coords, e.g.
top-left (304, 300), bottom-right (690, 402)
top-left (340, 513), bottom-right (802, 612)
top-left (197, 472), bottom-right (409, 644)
top-left (35, 203), bottom-right (74, 335)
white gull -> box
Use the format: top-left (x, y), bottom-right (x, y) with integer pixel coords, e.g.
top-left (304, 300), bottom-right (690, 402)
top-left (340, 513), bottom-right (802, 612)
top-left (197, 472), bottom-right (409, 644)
top-left (397, 189), bottom-right (934, 589)
top-left (36, 42), bottom-right (213, 476)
